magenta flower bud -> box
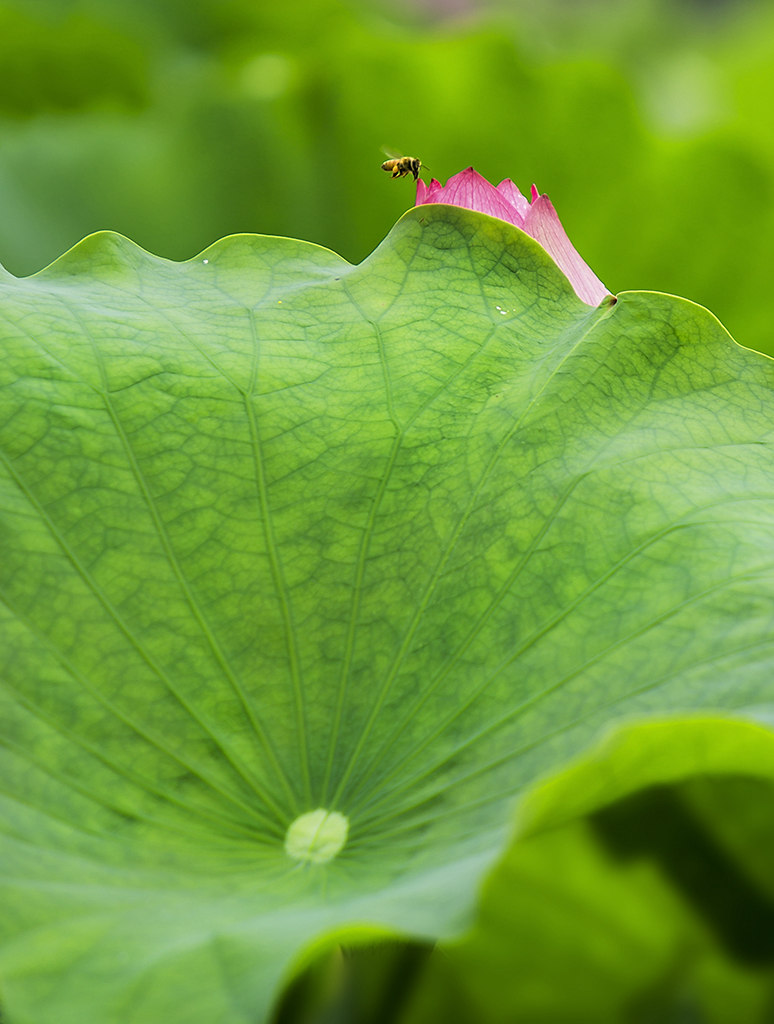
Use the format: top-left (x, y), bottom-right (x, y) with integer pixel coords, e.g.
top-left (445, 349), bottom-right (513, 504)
top-left (415, 168), bottom-right (609, 307)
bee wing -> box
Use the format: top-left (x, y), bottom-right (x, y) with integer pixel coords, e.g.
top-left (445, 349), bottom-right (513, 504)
top-left (381, 146), bottom-right (404, 160)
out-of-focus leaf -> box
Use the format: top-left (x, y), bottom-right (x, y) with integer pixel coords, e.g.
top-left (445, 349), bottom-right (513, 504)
top-left (399, 721), bottom-right (774, 1024)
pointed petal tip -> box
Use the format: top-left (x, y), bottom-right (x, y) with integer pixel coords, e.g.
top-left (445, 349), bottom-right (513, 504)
top-left (525, 193), bottom-right (609, 306)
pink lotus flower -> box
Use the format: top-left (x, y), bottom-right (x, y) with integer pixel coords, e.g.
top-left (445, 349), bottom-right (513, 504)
top-left (415, 168), bottom-right (609, 307)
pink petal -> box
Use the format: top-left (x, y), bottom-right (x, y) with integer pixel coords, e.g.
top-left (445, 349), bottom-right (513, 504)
top-left (524, 193), bottom-right (609, 306)
top-left (415, 177), bottom-right (445, 205)
top-left (415, 167), bottom-right (525, 229)
top-left (496, 179), bottom-right (530, 226)
top-left (413, 167), bottom-right (610, 306)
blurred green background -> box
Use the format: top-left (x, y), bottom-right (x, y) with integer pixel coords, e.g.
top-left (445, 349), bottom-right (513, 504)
top-left (1, 0), bottom-right (773, 354)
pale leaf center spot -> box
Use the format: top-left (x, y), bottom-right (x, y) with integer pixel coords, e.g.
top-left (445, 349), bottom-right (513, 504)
top-left (284, 808), bottom-right (349, 865)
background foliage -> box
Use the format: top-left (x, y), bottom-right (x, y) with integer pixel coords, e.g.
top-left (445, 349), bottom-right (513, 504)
top-left (2, 0), bottom-right (774, 354)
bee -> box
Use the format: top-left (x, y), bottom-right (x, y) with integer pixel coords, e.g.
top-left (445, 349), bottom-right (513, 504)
top-left (381, 149), bottom-right (423, 182)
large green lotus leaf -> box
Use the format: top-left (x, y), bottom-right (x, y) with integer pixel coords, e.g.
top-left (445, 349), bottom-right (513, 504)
top-left (2, 205), bottom-right (774, 1023)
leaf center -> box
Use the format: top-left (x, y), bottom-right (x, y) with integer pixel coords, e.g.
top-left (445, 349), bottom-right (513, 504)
top-left (284, 809), bottom-right (349, 864)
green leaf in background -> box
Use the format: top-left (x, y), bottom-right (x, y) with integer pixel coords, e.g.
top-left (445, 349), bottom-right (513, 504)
top-left (2, 204), bottom-right (774, 1023)
top-left (399, 720), bottom-right (774, 1024)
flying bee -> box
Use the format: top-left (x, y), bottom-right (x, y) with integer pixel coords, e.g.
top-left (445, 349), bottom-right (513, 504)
top-left (381, 149), bottom-right (423, 182)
